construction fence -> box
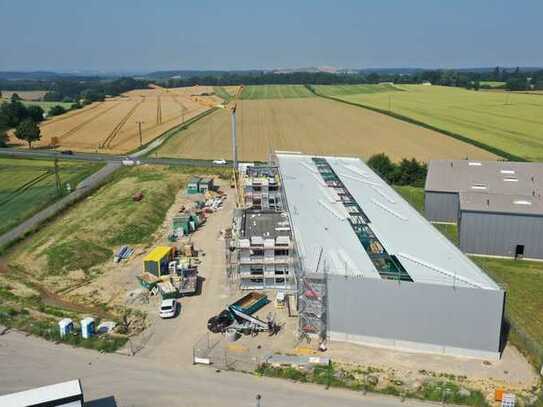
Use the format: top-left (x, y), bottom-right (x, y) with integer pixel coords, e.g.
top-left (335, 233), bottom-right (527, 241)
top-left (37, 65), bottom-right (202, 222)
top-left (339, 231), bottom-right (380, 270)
top-left (193, 333), bottom-right (269, 372)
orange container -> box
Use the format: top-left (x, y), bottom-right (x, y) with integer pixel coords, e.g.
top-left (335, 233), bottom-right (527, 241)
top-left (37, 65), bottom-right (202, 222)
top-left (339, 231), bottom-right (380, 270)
top-left (495, 388), bottom-right (505, 401)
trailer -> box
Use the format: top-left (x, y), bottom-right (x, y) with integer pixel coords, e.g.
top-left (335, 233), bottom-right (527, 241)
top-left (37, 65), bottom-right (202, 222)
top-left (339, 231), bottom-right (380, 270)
top-left (230, 292), bottom-right (269, 315)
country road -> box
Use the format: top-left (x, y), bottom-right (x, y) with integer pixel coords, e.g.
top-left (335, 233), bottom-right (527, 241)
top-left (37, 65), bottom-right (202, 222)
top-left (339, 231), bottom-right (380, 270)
top-left (0, 147), bottom-right (234, 168)
top-left (0, 331), bottom-right (433, 407)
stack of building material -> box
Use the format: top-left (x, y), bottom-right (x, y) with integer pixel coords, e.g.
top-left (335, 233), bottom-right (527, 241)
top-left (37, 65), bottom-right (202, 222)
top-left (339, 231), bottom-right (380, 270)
top-left (114, 245), bottom-right (134, 263)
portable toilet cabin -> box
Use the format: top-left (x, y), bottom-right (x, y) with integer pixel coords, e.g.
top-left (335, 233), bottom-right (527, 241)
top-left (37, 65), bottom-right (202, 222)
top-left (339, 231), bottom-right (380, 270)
top-left (81, 317), bottom-right (95, 339)
top-left (187, 177), bottom-right (202, 194)
top-left (58, 318), bottom-right (73, 338)
top-left (198, 177), bottom-right (214, 193)
top-left (144, 246), bottom-right (174, 277)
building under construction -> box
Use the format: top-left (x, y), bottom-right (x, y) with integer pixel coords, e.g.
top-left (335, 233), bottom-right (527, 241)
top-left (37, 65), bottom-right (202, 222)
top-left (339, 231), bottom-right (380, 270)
top-left (229, 165), bottom-right (294, 290)
top-left (276, 153), bottom-right (505, 360)
top-left (242, 165), bottom-right (282, 210)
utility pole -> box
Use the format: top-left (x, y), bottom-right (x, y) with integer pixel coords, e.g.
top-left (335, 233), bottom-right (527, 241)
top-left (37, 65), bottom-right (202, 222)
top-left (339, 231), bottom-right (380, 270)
top-left (53, 158), bottom-right (61, 195)
top-left (136, 121), bottom-right (144, 146)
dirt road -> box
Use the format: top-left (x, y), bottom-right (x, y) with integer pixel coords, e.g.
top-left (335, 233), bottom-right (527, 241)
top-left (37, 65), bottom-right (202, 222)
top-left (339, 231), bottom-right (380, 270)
top-left (136, 185), bottom-right (239, 367)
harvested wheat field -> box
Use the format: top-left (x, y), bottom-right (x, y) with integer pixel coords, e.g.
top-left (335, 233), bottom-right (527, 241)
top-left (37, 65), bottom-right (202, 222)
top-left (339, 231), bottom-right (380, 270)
top-left (1, 90), bottom-right (48, 100)
top-left (9, 86), bottom-right (221, 154)
top-left (155, 97), bottom-right (499, 162)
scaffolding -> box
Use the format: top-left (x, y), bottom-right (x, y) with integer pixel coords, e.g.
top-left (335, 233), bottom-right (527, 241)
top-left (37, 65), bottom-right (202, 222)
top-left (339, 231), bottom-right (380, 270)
top-left (296, 252), bottom-right (328, 344)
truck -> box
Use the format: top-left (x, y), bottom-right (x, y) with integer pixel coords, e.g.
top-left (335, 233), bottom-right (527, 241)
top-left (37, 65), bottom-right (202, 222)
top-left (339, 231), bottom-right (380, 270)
top-left (230, 292), bottom-right (269, 315)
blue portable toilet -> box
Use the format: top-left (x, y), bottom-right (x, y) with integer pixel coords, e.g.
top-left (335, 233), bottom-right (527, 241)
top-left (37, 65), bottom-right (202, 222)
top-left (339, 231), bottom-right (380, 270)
top-left (58, 318), bottom-right (73, 338)
top-left (81, 317), bottom-right (95, 339)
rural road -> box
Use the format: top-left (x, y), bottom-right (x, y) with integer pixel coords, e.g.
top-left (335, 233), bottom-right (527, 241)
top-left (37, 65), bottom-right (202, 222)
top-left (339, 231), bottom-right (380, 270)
top-left (0, 331), bottom-right (432, 407)
top-left (0, 147), bottom-right (234, 168)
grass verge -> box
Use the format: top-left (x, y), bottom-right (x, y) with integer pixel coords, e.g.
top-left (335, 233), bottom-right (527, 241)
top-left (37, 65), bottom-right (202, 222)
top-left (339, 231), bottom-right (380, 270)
top-left (256, 363), bottom-right (488, 407)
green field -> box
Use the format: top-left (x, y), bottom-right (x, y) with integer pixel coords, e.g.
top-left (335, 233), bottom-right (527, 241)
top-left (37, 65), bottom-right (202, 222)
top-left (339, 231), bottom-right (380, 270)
top-left (480, 81), bottom-right (506, 88)
top-left (213, 86), bottom-right (233, 102)
top-left (0, 157), bottom-right (102, 236)
top-left (312, 83), bottom-right (402, 96)
top-left (240, 85), bottom-right (314, 100)
top-left (313, 84), bottom-right (543, 161)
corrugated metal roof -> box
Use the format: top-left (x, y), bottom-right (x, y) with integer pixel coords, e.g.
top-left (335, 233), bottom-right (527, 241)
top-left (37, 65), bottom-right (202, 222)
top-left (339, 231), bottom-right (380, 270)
top-left (426, 160), bottom-right (543, 215)
top-left (144, 246), bottom-right (172, 262)
top-left (426, 160), bottom-right (543, 194)
top-left (278, 153), bottom-right (500, 290)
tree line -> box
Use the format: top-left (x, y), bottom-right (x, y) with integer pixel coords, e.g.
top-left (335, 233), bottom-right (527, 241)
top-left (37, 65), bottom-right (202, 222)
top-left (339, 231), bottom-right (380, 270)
top-left (0, 95), bottom-right (47, 148)
top-left (367, 153), bottom-right (427, 187)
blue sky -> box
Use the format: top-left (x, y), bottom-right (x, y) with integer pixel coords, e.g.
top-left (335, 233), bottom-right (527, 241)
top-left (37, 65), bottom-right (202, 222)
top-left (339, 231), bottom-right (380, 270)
top-left (0, 0), bottom-right (542, 71)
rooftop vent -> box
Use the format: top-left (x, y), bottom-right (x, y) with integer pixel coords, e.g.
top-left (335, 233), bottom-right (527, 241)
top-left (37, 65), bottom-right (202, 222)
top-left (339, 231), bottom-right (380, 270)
top-left (513, 200), bottom-right (532, 206)
top-left (468, 162), bottom-right (482, 166)
top-left (471, 184), bottom-right (487, 190)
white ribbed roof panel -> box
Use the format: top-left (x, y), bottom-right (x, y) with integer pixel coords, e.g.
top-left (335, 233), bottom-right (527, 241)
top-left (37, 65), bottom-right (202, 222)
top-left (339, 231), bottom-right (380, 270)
top-left (277, 153), bottom-right (500, 290)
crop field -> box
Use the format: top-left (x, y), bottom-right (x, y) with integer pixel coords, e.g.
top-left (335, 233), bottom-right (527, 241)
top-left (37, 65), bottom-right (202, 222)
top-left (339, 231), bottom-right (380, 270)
top-left (240, 84), bottom-right (314, 99)
top-left (0, 90), bottom-right (48, 100)
top-left (0, 157), bottom-right (102, 236)
top-left (313, 84), bottom-right (543, 161)
top-left (480, 81), bottom-right (506, 88)
top-left (7, 86), bottom-right (221, 154)
top-left (311, 83), bottom-right (402, 96)
top-left (155, 96), bottom-right (497, 162)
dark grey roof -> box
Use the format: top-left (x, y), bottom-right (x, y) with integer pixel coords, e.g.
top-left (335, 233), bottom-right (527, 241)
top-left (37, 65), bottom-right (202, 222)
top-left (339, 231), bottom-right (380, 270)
top-left (425, 160), bottom-right (543, 195)
top-left (241, 210), bottom-right (291, 239)
top-left (426, 160), bottom-right (543, 215)
top-left (460, 191), bottom-right (543, 216)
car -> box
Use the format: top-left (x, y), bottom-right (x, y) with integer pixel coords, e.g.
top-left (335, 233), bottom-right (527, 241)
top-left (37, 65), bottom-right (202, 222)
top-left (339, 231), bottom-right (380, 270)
top-left (159, 299), bottom-right (178, 319)
top-left (61, 150), bottom-right (74, 155)
top-left (212, 159), bottom-right (226, 165)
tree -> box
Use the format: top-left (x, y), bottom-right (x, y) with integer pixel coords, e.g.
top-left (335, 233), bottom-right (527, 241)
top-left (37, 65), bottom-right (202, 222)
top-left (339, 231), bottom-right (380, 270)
top-left (10, 93), bottom-right (21, 102)
top-left (15, 118), bottom-right (41, 148)
top-left (27, 105), bottom-right (45, 122)
top-left (0, 99), bottom-right (28, 127)
top-left (0, 127), bottom-right (7, 147)
top-left (49, 105), bottom-right (66, 117)
top-left (367, 153), bottom-right (396, 183)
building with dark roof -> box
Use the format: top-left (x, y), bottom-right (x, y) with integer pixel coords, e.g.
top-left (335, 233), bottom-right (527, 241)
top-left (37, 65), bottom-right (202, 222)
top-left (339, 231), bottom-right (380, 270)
top-left (425, 160), bottom-right (543, 259)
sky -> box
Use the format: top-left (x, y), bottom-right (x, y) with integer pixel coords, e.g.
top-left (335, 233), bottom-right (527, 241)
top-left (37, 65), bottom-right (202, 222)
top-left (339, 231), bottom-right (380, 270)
top-left (0, 0), bottom-right (542, 72)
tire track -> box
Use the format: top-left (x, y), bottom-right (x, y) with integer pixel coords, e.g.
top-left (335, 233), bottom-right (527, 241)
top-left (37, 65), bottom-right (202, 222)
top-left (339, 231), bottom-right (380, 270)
top-left (156, 95), bottom-right (162, 125)
top-left (101, 96), bottom-right (145, 149)
top-left (57, 102), bottom-right (121, 142)
top-left (40, 102), bottom-right (102, 128)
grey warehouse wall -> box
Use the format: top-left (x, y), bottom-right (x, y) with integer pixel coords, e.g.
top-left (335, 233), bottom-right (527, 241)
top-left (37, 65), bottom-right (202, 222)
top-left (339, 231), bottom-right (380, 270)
top-left (327, 275), bottom-right (504, 358)
top-left (425, 191), bottom-right (459, 223)
top-left (460, 211), bottom-right (543, 259)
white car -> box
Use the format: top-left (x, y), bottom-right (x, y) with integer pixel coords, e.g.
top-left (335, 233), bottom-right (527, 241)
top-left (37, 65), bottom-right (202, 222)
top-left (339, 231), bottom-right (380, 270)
top-left (159, 299), bottom-right (178, 319)
top-left (212, 159), bottom-right (226, 165)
